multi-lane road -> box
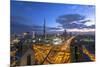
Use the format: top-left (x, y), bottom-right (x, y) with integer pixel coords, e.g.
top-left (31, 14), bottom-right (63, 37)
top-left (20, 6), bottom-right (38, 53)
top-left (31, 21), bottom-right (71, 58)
top-left (33, 36), bottom-right (76, 64)
top-left (32, 36), bottom-right (95, 64)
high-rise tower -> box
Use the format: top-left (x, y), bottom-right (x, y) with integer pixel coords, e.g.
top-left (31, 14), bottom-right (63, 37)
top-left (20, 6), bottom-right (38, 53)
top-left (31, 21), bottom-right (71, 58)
top-left (43, 18), bottom-right (46, 40)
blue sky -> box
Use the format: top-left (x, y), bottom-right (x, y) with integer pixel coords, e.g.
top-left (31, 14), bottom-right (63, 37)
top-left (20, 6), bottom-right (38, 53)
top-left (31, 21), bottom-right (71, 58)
top-left (11, 1), bottom-right (95, 33)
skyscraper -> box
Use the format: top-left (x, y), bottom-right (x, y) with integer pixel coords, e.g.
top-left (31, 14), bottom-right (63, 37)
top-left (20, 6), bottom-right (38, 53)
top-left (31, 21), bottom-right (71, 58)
top-left (43, 18), bottom-right (46, 40)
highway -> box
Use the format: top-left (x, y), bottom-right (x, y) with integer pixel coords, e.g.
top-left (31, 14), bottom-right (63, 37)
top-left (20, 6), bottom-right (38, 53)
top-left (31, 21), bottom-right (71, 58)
top-left (33, 36), bottom-right (76, 64)
top-left (32, 36), bottom-right (95, 64)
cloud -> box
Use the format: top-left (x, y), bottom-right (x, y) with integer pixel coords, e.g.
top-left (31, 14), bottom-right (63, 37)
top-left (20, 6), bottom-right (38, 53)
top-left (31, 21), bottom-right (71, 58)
top-left (11, 16), bottom-right (29, 24)
top-left (11, 16), bottom-right (34, 34)
top-left (56, 14), bottom-right (94, 29)
top-left (32, 25), bottom-right (61, 31)
top-left (11, 22), bottom-right (33, 34)
top-left (11, 21), bottom-right (62, 34)
top-left (79, 20), bottom-right (91, 23)
top-left (83, 25), bottom-right (95, 29)
top-left (56, 14), bottom-right (85, 24)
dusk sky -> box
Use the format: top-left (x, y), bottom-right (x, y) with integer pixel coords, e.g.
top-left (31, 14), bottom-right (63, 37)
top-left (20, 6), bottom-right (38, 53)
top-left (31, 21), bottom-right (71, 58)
top-left (11, 0), bottom-right (95, 33)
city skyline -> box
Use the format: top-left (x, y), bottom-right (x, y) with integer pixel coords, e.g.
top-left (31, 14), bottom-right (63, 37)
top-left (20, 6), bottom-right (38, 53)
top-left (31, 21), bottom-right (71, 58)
top-left (10, 1), bottom-right (95, 66)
